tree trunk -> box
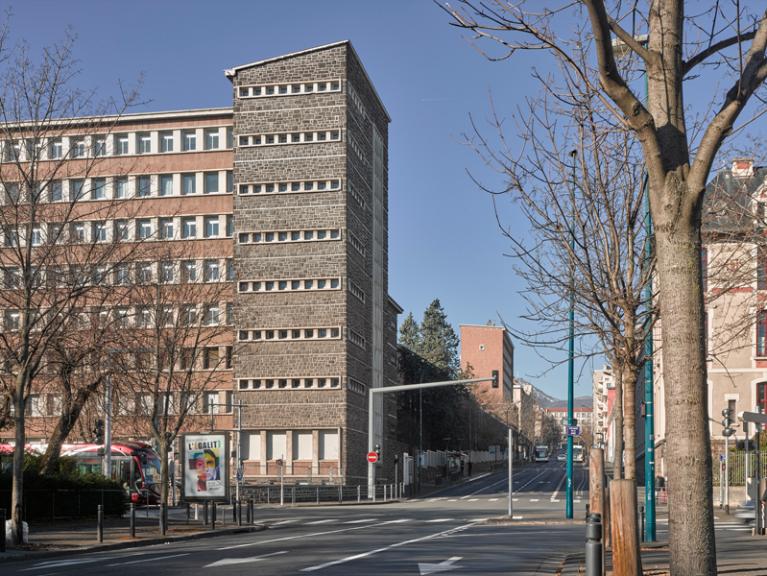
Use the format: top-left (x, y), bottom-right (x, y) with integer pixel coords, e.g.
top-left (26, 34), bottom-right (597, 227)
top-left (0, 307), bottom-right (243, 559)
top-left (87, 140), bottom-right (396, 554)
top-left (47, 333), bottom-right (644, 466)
top-left (613, 363), bottom-right (624, 480)
top-left (622, 364), bottom-right (638, 481)
top-left (40, 386), bottom-right (96, 475)
top-left (654, 203), bottom-right (716, 575)
top-left (160, 439), bottom-right (169, 507)
top-left (11, 375), bottom-right (26, 544)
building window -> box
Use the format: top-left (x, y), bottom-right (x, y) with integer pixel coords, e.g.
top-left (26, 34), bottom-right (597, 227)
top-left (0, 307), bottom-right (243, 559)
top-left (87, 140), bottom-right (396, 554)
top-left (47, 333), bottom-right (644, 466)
top-left (203, 304), bottom-right (220, 326)
top-left (159, 131), bottom-right (174, 153)
top-left (49, 180), bottom-right (63, 202)
top-left (4, 309), bottom-right (20, 331)
top-left (137, 218), bottom-right (153, 239)
top-left (226, 303), bottom-right (234, 325)
top-left (93, 136), bottom-right (107, 157)
top-left (159, 174), bottom-right (173, 196)
top-left (238, 129), bottom-right (341, 147)
top-left (136, 262), bottom-right (153, 284)
top-left (238, 228), bottom-right (341, 245)
top-left (159, 217), bottom-right (174, 239)
top-left (319, 430), bottom-right (339, 460)
top-left (70, 222), bottom-right (86, 243)
top-left (48, 139), bottom-right (63, 159)
top-left (758, 310), bottom-right (767, 357)
top-left (182, 130), bottom-right (196, 151)
top-left (91, 178), bottom-right (106, 200)
top-left (181, 304), bottom-right (197, 326)
top-left (92, 221), bottom-right (108, 242)
top-left (202, 392), bottom-right (219, 414)
top-left (203, 347), bottom-right (219, 369)
top-left (204, 128), bottom-right (219, 150)
top-left (238, 276), bottom-right (341, 293)
top-left (137, 175), bottom-right (151, 197)
top-left (137, 132), bottom-right (152, 154)
top-left (70, 179), bottom-right (85, 200)
top-left (70, 138), bottom-right (86, 158)
top-left (203, 260), bottom-right (220, 282)
top-left (181, 217), bottom-right (197, 239)
top-left (226, 259), bottom-right (235, 281)
top-left (115, 177), bottom-right (129, 199)
top-left (160, 261), bottom-right (174, 283)
top-left (226, 215), bottom-right (234, 237)
top-left (204, 216), bottom-right (219, 238)
top-left (204, 172), bottom-right (219, 194)
top-left (115, 219), bottom-right (130, 240)
top-left (181, 260), bottom-right (198, 283)
top-left (115, 133), bottom-right (129, 155)
top-left (182, 173), bottom-right (196, 195)
top-left (238, 178), bottom-right (342, 196)
top-left (758, 382), bottom-right (767, 415)
top-left (238, 326), bottom-right (341, 342)
top-left (349, 328), bottom-right (367, 349)
top-left (226, 171), bottom-right (234, 193)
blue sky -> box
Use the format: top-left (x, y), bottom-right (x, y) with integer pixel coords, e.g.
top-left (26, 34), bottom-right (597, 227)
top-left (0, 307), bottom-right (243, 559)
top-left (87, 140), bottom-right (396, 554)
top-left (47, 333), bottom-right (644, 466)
top-left (6, 1), bottom-right (607, 398)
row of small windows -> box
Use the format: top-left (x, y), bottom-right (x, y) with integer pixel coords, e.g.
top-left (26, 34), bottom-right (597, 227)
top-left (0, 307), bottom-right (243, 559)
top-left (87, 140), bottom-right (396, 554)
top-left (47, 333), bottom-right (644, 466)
top-left (349, 231), bottom-right (366, 256)
top-left (238, 327), bottom-right (342, 342)
top-left (3, 215), bottom-right (233, 247)
top-left (1, 171), bottom-right (234, 204)
top-left (2, 302), bottom-right (233, 331)
top-left (347, 377), bottom-right (366, 395)
top-left (349, 329), bottom-right (367, 350)
top-left (347, 83), bottom-right (369, 122)
top-left (237, 377), bottom-right (341, 391)
top-left (2, 258), bottom-right (234, 289)
top-left (238, 130), bottom-right (341, 148)
top-left (348, 135), bottom-right (368, 166)
top-left (1, 128), bottom-right (234, 163)
top-left (237, 277), bottom-right (340, 293)
top-left (238, 179), bottom-right (341, 196)
top-left (348, 181), bottom-right (367, 210)
top-left (349, 280), bottom-right (366, 302)
top-left (237, 80), bottom-right (341, 99)
top-left (237, 228), bottom-right (341, 245)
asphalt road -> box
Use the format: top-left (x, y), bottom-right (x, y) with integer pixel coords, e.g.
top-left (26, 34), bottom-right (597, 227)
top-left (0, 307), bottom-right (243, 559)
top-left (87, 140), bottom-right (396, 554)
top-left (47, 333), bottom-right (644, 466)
top-left (4, 461), bottom-right (593, 576)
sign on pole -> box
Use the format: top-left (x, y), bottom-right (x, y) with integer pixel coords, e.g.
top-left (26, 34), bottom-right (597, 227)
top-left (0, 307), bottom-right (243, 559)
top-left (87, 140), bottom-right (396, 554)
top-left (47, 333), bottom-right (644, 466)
top-left (566, 426), bottom-right (581, 437)
top-left (181, 433), bottom-right (230, 502)
top-left (367, 451), bottom-right (379, 464)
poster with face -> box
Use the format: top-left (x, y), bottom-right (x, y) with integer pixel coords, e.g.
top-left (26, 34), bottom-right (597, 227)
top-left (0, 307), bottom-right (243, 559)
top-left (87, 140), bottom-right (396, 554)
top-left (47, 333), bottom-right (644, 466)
top-left (182, 434), bottom-right (229, 501)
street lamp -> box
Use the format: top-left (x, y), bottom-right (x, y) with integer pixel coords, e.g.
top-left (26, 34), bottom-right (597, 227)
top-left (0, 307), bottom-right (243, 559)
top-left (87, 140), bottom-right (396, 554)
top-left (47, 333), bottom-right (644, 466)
top-left (566, 149), bottom-right (577, 520)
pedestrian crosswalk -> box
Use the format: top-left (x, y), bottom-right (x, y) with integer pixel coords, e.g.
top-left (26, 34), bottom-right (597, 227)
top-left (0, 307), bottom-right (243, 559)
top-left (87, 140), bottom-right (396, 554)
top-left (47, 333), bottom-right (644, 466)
top-left (656, 518), bottom-right (752, 533)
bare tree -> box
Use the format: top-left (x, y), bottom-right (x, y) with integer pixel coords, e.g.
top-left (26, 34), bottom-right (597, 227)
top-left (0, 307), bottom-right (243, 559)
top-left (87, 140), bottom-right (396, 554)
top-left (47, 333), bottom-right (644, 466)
top-left (113, 244), bottom-right (234, 513)
top-left (0, 27), bottom-right (139, 542)
top-left (442, 3), bottom-right (767, 572)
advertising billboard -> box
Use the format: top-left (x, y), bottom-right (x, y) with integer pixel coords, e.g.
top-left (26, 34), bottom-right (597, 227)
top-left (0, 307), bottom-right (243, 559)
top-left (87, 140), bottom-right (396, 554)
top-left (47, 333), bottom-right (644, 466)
top-left (181, 433), bottom-right (229, 501)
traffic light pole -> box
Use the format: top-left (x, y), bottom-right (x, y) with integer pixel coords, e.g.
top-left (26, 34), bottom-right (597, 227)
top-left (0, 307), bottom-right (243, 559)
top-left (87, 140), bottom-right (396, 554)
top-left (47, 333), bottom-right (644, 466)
top-left (367, 375), bottom-right (499, 500)
top-left (103, 375), bottom-right (112, 478)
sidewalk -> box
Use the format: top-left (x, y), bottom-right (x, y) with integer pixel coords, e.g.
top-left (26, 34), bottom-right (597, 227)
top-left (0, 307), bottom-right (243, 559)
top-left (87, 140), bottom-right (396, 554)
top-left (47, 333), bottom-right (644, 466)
top-left (1, 511), bottom-right (265, 562)
top-left (558, 509), bottom-right (767, 575)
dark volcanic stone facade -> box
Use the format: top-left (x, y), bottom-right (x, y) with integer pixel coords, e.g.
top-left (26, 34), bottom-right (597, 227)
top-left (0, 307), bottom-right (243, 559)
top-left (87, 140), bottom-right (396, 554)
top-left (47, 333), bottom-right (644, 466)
top-left (228, 42), bottom-right (400, 485)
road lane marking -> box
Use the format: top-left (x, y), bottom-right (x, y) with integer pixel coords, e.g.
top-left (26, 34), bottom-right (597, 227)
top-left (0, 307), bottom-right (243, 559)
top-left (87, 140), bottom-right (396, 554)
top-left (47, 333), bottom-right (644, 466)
top-left (489, 498), bottom-right (499, 502)
top-left (426, 518), bottom-right (453, 523)
top-left (466, 472), bottom-right (491, 483)
top-left (550, 471), bottom-right (567, 502)
top-left (530, 499), bottom-right (540, 502)
top-left (107, 554), bottom-right (189, 567)
top-left (468, 498), bottom-right (479, 502)
top-left (205, 550), bottom-right (287, 568)
top-left (448, 499), bottom-right (458, 502)
top-left (419, 556), bottom-right (462, 575)
top-left (344, 518), bottom-right (376, 524)
top-left (381, 519), bottom-right (411, 524)
top-left (305, 519), bottom-right (336, 525)
top-left (217, 519), bottom-right (406, 550)
top-left (300, 522), bottom-right (476, 572)
top-left (273, 519), bottom-right (298, 525)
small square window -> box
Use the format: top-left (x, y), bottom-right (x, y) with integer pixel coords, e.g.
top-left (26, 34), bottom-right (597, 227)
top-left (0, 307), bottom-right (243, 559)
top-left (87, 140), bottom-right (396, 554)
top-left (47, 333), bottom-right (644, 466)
top-left (159, 174), bottom-right (173, 196)
top-left (182, 173), bottom-right (196, 195)
top-left (204, 172), bottom-right (219, 194)
top-left (137, 132), bottom-right (151, 154)
top-left (114, 177), bottom-right (129, 199)
top-left (137, 175), bottom-right (151, 197)
top-left (160, 131), bottom-right (174, 153)
top-left (182, 130), bottom-right (197, 151)
top-left (181, 217), bottom-right (197, 239)
top-left (204, 128), bottom-right (220, 150)
top-left (204, 216), bottom-right (220, 238)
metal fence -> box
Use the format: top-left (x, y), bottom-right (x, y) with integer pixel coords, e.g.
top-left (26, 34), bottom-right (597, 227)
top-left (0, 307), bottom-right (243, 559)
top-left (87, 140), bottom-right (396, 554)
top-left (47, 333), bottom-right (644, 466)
top-left (241, 482), bottom-right (405, 505)
top-left (712, 451), bottom-right (767, 486)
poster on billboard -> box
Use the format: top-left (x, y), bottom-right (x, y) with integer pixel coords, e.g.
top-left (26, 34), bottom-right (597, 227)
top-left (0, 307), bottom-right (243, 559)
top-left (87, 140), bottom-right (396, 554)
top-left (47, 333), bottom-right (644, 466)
top-left (181, 433), bottom-right (230, 501)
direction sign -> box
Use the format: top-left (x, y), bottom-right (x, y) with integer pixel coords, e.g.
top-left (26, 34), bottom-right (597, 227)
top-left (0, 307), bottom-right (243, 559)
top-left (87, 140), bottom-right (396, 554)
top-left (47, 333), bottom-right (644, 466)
top-left (566, 426), bottom-right (581, 437)
top-left (367, 451), bottom-right (379, 464)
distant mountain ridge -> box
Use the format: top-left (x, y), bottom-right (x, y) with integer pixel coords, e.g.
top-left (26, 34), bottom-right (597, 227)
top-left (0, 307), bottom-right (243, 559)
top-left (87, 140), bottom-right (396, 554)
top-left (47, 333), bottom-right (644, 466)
top-left (516, 378), bottom-right (592, 408)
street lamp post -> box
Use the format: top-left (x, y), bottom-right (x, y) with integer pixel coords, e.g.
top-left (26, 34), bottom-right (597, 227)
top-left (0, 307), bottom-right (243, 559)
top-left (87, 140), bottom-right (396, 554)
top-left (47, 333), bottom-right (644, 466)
top-left (566, 149), bottom-right (577, 520)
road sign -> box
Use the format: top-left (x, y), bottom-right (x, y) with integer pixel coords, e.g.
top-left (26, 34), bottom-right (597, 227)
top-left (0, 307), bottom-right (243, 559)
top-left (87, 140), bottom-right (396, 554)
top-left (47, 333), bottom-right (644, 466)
top-left (566, 426), bottom-right (581, 437)
top-left (367, 451), bottom-right (379, 464)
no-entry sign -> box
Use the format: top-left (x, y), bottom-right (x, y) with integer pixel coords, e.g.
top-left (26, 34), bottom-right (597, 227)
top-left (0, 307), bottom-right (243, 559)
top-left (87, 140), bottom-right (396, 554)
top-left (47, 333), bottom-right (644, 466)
top-left (367, 451), bottom-right (379, 464)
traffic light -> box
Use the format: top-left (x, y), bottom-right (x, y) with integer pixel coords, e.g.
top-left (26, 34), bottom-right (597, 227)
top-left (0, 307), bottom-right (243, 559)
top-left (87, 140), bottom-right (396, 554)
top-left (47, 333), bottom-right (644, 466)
top-left (374, 444), bottom-right (381, 461)
top-left (721, 409), bottom-right (735, 437)
top-left (94, 419), bottom-right (104, 444)
top-left (491, 370), bottom-right (499, 389)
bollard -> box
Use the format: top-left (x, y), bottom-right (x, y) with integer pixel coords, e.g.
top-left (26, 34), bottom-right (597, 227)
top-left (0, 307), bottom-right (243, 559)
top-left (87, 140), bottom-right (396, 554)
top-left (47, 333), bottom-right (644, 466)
top-left (203, 501), bottom-right (209, 526)
top-left (338, 485), bottom-right (342, 504)
top-left (238, 500), bottom-right (243, 527)
top-left (357, 485), bottom-right (361, 503)
top-left (97, 504), bottom-right (104, 543)
top-left (1, 508), bottom-right (6, 552)
top-left (160, 503), bottom-right (167, 536)
top-left (267, 486), bottom-right (271, 504)
top-left (316, 485), bottom-right (320, 505)
top-left (292, 486), bottom-right (296, 506)
top-left (211, 501), bottom-right (216, 530)
top-left (129, 503), bottom-right (136, 538)
top-left (641, 505), bottom-right (645, 543)
top-left (585, 513), bottom-right (603, 576)
top-left (384, 484), bottom-right (387, 502)
top-left (232, 500), bottom-right (237, 523)
top-left (194, 503), bottom-right (198, 521)
top-left (186, 501), bottom-right (190, 524)
top-left (247, 499), bottom-right (253, 524)
top-left (586, 503), bottom-right (590, 521)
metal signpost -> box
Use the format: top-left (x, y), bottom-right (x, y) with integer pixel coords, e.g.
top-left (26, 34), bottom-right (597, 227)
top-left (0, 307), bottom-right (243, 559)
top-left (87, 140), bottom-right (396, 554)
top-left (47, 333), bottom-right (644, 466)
top-left (721, 409), bottom-right (735, 513)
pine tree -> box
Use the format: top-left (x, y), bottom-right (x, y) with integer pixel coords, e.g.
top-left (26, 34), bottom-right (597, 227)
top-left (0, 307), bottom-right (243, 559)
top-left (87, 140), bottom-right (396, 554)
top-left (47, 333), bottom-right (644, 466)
top-left (419, 299), bottom-right (460, 377)
top-left (399, 312), bottom-right (421, 351)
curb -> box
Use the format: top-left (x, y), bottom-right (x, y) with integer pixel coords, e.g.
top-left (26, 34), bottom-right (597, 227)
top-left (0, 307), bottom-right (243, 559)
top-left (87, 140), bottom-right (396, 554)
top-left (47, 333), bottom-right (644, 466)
top-left (0, 523), bottom-right (267, 564)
